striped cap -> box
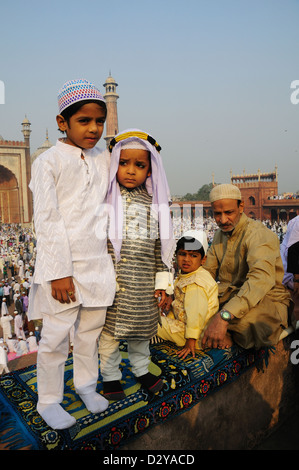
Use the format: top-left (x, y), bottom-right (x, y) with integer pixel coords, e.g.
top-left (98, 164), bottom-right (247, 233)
top-left (108, 130), bottom-right (161, 153)
top-left (57, 79), bottom-right (105, 114)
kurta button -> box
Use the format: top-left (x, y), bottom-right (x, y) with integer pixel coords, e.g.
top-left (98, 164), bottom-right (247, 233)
top-left (121, 287), bottom-right (126, 292)
top-left (127, 198), bottom-right (131, 202)
top-left (122, 257), bottom-right (127, 262)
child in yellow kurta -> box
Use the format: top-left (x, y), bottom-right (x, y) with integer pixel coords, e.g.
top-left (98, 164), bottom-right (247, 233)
top-left (157, 230), bottom-right (219, 359)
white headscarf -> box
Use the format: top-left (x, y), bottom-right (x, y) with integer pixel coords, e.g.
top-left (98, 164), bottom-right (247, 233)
top-left (106, 129), bottom-right (175, 269)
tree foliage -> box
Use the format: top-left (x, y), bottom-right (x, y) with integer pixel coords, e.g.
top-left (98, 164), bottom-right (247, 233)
top-left (181, 183), bottom-right (214, 201)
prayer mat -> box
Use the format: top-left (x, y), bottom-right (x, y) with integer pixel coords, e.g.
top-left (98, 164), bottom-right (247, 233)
top-left (0, 341), bottom-right (271, 450)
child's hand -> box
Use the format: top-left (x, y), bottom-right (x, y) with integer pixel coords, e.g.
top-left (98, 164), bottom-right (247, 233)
top-left (177, 338), bottom-right (197, 360)
top-left (155, 291), bottom-right (174, 314)
top-left (154, 290), bottom-right (169, 310)
top-left (51, 277), bottom-right (76, 304)
top-left (163, 294), bottom-right (173, 313)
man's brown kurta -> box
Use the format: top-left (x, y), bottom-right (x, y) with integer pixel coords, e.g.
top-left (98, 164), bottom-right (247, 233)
top-left (204, 213), bottom-right (290, 349)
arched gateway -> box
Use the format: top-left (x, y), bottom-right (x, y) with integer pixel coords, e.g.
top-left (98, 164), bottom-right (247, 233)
top-left (0, 165), bottom-right (21, 223)
top-left (0, 117), bottom-right (32, 224)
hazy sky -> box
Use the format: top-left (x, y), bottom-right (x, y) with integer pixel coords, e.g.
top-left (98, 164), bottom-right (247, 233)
top-left (1, 0), bottom-right (299, 196)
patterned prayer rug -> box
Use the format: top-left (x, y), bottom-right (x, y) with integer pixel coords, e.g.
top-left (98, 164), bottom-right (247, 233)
top-left (0, 341), bottom-right (271, 450)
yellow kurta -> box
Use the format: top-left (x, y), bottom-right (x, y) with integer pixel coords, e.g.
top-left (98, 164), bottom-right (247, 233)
top-left (204, 213), bottom-right (291, 348)
top-left (158, 266), bottom-right (219, 348)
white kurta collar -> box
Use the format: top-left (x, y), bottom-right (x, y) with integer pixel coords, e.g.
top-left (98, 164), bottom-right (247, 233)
top-left (56, 139), bottom-right (94, 158)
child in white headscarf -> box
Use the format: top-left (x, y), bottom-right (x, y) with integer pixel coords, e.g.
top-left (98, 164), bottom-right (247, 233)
top-left (98, 129), bottom-right (175, 400)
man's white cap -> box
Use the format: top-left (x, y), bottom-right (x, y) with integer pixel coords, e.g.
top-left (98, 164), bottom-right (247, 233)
top-left (181, 229), bottom-right (209, 255)
top-left (209, 184), bottom-right (241, 203)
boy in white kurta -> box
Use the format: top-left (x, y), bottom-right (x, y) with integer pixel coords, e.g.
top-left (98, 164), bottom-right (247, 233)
top-left (28, 79), bottom-right (116, 430)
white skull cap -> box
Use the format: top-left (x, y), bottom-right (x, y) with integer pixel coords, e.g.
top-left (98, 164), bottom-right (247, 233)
top-left (209, 183), bottom-right (241, 203)
top-left (181, 229), bottom-right (208, 255)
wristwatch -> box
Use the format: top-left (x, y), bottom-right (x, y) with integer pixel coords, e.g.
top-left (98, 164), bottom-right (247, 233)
top-left (220, 310), bottom-right (232, 322)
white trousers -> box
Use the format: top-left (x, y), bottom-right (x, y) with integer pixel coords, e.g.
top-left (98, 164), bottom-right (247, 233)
top-left (99, 333), bottom-right (150, 381)
top-left (37, 305), bottom-right (106, 404)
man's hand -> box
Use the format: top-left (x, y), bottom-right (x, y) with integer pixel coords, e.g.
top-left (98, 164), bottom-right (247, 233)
top-left (51, 276), bottom-right (76, 304)
top-left (177, 338), bottom-right (197, 359)
top-left (201, 312), bottom-right (231, 349)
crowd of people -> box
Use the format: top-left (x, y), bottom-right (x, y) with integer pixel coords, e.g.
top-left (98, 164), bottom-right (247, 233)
top-left (262, 219), bottom-right (288, 243)
top-left (268, 193), bottom-right (299, 200)
top-left (0, 224), bottom-right (40, 374)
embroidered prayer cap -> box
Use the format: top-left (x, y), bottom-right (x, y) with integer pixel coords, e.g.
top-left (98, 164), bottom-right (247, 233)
top-left (209, 183), bottom-right (242, 203)
top-left (179, 229), bottom-right (209, 255)
top-left (57, 79), bottom-right (105, 114)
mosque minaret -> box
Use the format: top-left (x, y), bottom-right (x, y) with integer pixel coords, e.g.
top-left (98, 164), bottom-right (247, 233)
top-left (103, 73), bottom-right (119, 148)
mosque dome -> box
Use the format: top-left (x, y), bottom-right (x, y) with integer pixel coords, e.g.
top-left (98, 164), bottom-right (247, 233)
top-left (31, 130), bottom-right (53, 163)
top-left (105, 75), bottom-right (116, 84)
top-left (103, 73), bottom-right (118, 97)
top-left (22, 116), bottom-right (30, 125)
